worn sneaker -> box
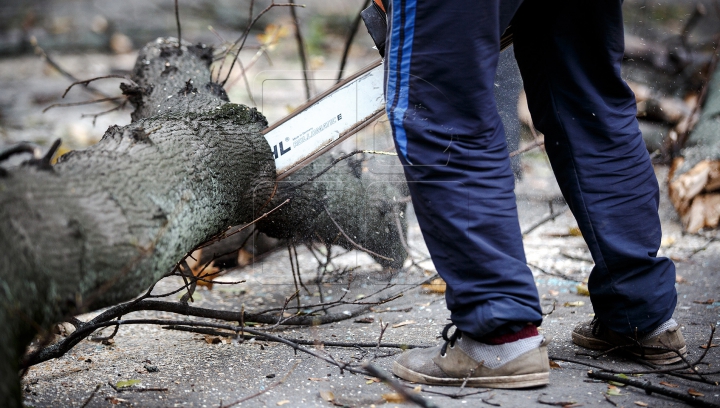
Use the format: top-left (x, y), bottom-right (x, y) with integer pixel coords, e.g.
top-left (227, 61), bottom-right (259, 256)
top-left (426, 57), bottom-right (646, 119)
top-left (392, 324), bottom-right (550, 388)
top-left (572, 318), bottom-right (687, 365)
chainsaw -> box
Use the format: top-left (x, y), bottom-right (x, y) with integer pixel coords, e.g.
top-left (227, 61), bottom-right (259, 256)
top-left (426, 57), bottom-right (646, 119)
top-left (263, 0), bottom-right (514, 180)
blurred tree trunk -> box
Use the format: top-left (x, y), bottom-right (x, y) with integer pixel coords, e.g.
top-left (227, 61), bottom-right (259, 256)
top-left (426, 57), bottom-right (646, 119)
top-left (668, 55), bottom-right (720, 233)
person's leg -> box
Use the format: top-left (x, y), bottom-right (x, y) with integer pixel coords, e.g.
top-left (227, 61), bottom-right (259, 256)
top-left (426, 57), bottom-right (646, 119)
top-left (512, 0), bottom-right (677, 336)
top-left (385, 0), bottom-right (549, 388)
top-left (385, 0), bottom-right (541, 340)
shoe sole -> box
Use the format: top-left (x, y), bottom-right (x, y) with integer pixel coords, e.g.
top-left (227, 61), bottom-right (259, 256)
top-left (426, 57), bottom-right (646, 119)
top-left (392, 361), bottom-right (549, 389)
top-left (571, 332), bottom-right (688, 365)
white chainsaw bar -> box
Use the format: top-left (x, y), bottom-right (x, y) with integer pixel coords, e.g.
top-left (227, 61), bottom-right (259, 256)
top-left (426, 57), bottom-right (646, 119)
top-left (262, 60), bottom-right (385, 180)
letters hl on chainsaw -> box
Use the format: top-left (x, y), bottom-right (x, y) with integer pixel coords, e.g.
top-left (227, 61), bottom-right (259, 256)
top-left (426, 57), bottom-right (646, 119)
top-left (262, 61), bottom-right (385, 179)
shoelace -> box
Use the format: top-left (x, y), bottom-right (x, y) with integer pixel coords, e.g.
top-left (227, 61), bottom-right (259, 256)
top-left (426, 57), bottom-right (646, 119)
top-left (439, 323), bottom-right (461, 357)
top-left (590, 316), bottom-right (607, 337)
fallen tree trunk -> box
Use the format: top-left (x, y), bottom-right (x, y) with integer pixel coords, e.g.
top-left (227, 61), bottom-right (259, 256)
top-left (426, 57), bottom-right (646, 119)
top-left (0, 38), bottom-right (406, 407)
top-left (669, 53), bottom-right (720, 233)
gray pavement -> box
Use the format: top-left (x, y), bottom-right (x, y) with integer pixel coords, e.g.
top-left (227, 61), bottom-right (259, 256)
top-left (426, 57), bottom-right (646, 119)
top-left (19, 158), bottom-right (720, 408)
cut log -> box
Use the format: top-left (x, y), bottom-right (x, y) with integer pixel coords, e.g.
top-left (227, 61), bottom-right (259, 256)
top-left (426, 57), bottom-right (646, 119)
top-left (0, 38), bottom-right (406, 407)
top-left (668, 53), bottom-right (720, 232)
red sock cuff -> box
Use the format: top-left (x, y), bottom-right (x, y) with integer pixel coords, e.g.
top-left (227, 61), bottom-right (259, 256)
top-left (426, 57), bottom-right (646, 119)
top-left (484, 324), bottom-right (539, 345)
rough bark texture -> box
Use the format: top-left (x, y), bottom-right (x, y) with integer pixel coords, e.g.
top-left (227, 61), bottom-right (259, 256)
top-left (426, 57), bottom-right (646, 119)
top-left (669, 55), bottom-right (720, 233)
top-left (258, 153), bottom-right (409, 269)
top-left (0, 38), bottom-right (275, 407)
top-left (0, 37), bottom-right (408, 407)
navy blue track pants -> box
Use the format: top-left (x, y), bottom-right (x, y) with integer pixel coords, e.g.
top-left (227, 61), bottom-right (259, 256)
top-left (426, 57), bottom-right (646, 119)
top-left (385, 0), bottom-right (677, 337)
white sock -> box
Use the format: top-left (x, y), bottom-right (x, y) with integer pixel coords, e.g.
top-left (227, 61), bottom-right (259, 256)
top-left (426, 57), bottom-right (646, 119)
top-left (456, 334), bottom-right (544, 369)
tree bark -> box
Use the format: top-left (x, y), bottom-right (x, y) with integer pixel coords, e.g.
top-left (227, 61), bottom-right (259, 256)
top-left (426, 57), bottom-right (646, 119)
top-left (0, 38), bottom-right (407, 406)
top-left (668, 53), bottom-right (720, 233)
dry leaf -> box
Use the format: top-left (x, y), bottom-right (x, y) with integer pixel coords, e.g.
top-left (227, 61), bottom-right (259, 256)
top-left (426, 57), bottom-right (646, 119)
top-left (184, 249), bottom-right (222, 289)
top-left (634, 401), bottom-right (648, 407)
top-left (661, 236), bottom-right (676, 247)
top-left (364, 376), bottom-right (380, 383)
top-left (549, 360), bottom-right (562, 369)
top-left (675, 275), bottom-right (687, 284)
top-left (382, 393), bottom-right (406, 403)
top-left (277, 400), bottom-right (290, 406)
top-left (569, 227), bottom-right (582, 236)
top-left (413, 385), bottom-right (422, 393)
top-left (319, 390), bottom-right (335, 402)
top-left (700, 343), bottom-right (718, 349)
top-left (392, 320), bottom-right (416, 328)
top-left (606, 385), bottom-right (623, 396)
top-left (256, 24), bottom-right (290, 51)
top-left (421, 278), bottom-right (447, 294)
top-left (693, 299), bottom-right (715, 305)
top-left (688, 389), bottom-right (705, 397)
top-left (548, 290), bottom-right (559, 296)
top-left (237, 249), bottom-right (253, 267)
top-left (308, 377), bottom-right (327, 382)
top-left (105, 397), bottom-right (129, 404)
top-left (354, 317), bottom-right (375, 324)
top-left (204, 335), bottom-right (223, 344)
top-left (564, 301), bottom-right (585, 307)
top-left (659, 381), bottom-right (679, 388)
top-left (576, 284), bottom-right (590, 296)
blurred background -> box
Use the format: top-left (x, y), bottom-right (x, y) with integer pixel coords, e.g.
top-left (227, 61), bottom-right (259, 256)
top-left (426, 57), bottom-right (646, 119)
top-left (0, 0), bottom-right (719, 166)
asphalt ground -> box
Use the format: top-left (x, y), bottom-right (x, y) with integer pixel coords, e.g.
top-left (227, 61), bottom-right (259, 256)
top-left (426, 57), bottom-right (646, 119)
top-left (19, 158), bottom-right (720, 408)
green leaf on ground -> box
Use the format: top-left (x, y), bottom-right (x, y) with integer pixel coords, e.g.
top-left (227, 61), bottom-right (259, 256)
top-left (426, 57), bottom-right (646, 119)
top-left (116, 379), bottom-right (141, 388)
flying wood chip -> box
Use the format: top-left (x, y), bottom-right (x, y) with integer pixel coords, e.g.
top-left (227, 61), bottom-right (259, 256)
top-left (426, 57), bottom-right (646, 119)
top-left (381, 393), bottom-right (406, 403)
top-left (421, 278), bottom-right (447, 294)
top-left (392, 320), bottom-right (415, 328)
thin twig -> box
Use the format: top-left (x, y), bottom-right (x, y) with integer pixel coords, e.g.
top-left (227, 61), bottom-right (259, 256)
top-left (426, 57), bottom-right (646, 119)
top-left (362, 363), bottom-right (440, 408)
top-left (376, 320), bottom-right (389, 351)
top-left (587, 371), bottom-right (720, 408)
top-left (90, 316), bottom-right (121, 341)
top-left (292, 241), bottom-right (311, 295)
top-left (62, 75), bottom-right (137, 98)
top-left (0, 144), bottom-right (39, 163)
top-left (509, 137), bottom-right (545, 158)
top-left (527, 262), bottom-right (583, 283)
top-left (174, 0), bottom-right (182, 47)
top-left (323, 204), bottom-right (394, 262)
top-left (220, 361), bottom-right (299, 408)
top-left (287, 242), bottom-right (303, 309)
top-left (221, 2), bottom-right (306, 86)
top-left (337, 0), bottom-right (371, 83)
top-left (164, 325), bottom-right (425, 349)
top-left (80, 384), bottom-right (102, 408)
top-left (22, 292), bottom-right (401, 368)
top-left (81, 100), bottom-right (129, 126)
top-left (289, 0), bottom-right (312, 99)
top-left (42, 97), bottom-right (125, 113)
top-left (522, 205), bottom-right (570, 235)
top-left (29, 38), bottom-right (115, 100)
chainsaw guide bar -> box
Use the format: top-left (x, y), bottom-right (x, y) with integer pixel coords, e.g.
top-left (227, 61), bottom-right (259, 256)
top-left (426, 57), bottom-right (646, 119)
top-left (262, 60), bottom-right (385, 180)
